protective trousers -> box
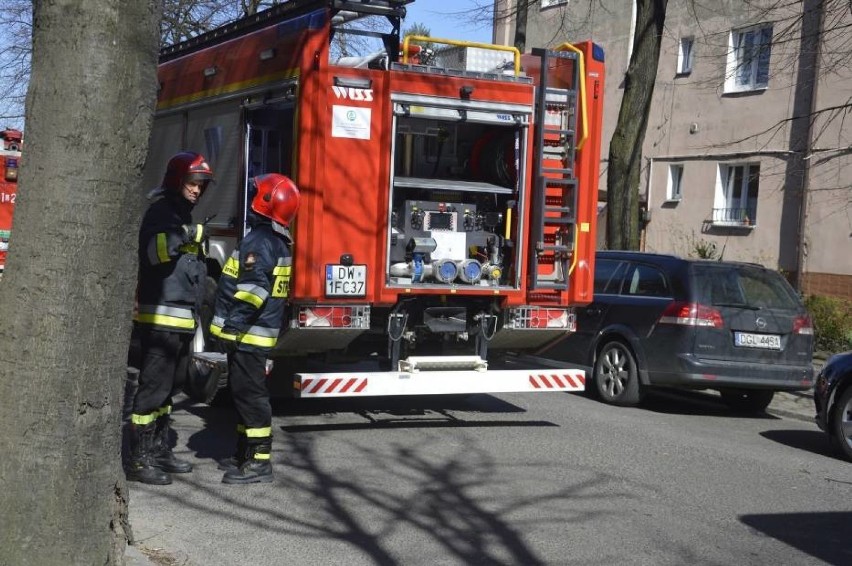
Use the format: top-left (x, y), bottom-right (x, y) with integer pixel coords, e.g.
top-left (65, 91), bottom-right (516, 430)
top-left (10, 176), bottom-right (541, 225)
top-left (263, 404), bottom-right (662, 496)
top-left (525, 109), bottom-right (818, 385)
top-left (228, 349), bottom-right (272, 433)
top-left (222, 348), bottom-right (273, 483)
top-left (132, 329), bottom-right (191, 422)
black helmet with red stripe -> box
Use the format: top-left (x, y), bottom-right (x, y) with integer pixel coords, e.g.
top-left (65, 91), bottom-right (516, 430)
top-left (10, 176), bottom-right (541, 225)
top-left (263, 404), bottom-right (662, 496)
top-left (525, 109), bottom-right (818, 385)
top-left (161, 151), bottom-right (214, 193)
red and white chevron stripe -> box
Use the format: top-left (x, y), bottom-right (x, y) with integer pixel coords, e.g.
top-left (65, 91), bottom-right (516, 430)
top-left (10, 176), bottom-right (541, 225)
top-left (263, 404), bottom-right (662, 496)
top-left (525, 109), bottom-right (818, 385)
top-left (528, 372), bottom-right (586, 390)
top-left (300, 377), bottom-right (368, 396)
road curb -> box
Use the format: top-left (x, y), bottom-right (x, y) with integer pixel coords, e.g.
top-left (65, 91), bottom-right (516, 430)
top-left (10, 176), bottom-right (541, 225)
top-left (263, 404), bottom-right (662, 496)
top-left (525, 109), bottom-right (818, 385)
top-left (767, 390), bottom-right (814, 423)
top-left (766, 406), bottom-right (814, 423)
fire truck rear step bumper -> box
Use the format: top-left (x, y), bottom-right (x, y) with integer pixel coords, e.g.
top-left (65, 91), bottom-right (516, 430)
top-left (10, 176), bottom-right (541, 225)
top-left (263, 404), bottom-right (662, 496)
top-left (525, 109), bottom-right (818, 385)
top-left (294, 368), bottom-right (585, 398)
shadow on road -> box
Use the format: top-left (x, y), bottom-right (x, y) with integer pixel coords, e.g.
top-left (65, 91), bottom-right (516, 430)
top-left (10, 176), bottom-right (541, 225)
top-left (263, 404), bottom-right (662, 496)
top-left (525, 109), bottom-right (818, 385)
top-left (177, 392), bottom-right (558, 465)
top-left (146, 397), bottom-right (622, 566)
top-left (281, 419), bottom-right (559, 433)
top-left (637, 388), bottom-right (780, 420)
top-left (740, 512), bottom-right (852, 565)
top-left (759, 429), bottom-right (840, 460)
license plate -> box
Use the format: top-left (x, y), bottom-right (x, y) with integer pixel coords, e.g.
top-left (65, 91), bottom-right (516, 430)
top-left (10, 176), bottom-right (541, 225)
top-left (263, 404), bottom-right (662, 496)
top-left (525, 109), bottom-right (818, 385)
top-left (734, 332), bottom-right (781, 350)
top-left (325, 264), bottom-right (366, 296)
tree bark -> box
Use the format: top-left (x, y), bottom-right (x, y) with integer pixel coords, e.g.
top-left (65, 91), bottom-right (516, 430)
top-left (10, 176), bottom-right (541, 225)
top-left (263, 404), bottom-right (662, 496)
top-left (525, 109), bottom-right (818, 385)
top-left (0, 1), bottom-right (160, 564)
top-left (513, 0), bottom-right (528, 53)
top-left (606, 0), bottom-right (667, 250)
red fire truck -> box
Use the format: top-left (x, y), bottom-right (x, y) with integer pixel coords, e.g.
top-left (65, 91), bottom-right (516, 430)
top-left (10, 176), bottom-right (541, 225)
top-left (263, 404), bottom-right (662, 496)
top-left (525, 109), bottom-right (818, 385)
top-left (143, 0), bottom-right (605, 401)
top-left (0, 128), bottom-right (22, 275)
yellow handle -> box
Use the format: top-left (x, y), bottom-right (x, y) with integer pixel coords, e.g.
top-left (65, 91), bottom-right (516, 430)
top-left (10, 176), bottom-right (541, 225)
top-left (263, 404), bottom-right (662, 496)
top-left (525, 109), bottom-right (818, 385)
top-left (568, 224), bottom-right (579, 275)
top-left (402, 36), bottom-right (522, 76)
top-left (554, 43), bottom-right (588, 151)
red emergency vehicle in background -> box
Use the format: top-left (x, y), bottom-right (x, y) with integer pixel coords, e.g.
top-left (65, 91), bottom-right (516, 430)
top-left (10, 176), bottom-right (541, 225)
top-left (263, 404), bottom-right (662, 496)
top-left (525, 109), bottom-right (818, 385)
top-left (143, 0), bottom-right (605, 401)
top-left (0, 128), bottom-right (22, 274)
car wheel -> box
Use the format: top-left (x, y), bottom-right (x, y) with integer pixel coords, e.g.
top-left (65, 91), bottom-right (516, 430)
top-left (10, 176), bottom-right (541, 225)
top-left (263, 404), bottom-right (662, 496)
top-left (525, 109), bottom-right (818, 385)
top-left (829, 386), bottom-right (852, 462)
top-left (720, 389), bottom-right (774, 414)
top-left (594, 340), bottom-right (642, 406)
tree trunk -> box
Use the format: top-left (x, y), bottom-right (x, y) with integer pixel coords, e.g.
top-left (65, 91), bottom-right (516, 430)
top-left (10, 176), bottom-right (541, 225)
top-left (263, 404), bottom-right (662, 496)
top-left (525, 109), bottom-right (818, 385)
top-left (513, 0), bottom-right (528, 53)
top-left (606, 0), bottom-right (667, 250)
top-left (0, 1), bottom-right (160, 564)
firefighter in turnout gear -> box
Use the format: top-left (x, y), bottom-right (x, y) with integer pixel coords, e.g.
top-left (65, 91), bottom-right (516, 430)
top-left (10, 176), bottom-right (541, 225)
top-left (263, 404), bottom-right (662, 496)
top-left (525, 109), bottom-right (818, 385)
top-left (128, 151), bottom-right (214, 485)
top-left (211, 174), bottom-right (300, 485)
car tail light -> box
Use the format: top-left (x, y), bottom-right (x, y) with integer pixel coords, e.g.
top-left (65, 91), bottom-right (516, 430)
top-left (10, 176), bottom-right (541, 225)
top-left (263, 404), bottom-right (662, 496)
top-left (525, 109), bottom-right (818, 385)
top-left (658, 302), bottom-right (723, 328)
top-left (792, 314), bottom-right (814, 335)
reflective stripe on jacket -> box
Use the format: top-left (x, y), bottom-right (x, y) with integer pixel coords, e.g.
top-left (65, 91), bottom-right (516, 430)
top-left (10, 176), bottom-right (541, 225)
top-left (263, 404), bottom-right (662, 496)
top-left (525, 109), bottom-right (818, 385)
top-left (135, 195), bottom-right (206, 333)
top-left (211, 222), bottom-right (291, 353)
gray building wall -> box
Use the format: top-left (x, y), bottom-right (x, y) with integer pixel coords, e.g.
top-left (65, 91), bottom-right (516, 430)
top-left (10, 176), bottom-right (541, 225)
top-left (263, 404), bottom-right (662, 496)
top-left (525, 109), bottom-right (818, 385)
top-left (495, 0), bottom-right (852, 298)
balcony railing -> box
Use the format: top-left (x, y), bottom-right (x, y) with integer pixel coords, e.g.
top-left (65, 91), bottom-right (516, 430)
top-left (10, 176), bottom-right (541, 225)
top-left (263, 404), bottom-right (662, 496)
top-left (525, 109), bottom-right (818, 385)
top-left (712, 207), bottom-right (756, 226)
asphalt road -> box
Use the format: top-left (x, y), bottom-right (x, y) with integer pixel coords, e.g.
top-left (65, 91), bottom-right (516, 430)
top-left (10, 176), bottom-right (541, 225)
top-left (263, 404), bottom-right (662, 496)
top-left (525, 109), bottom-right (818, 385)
top-left (127, 388), bottom-right (852, 566)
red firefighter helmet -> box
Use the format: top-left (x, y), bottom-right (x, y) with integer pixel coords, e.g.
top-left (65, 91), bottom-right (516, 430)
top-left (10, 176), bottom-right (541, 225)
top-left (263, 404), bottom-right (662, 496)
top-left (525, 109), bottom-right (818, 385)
top-left (161, 151), bottom-right (214, 193)
top-left (250, 174), bottom-right (301, 227)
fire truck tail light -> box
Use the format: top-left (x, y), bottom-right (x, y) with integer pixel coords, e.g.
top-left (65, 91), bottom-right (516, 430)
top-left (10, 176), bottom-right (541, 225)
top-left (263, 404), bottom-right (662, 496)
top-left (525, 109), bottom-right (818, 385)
top-left (507, 307), bottom-right (576, 331)
top-left (5, 158), bottom-right (18, 181)
top-left (297, 305), bottom-right (370, 329)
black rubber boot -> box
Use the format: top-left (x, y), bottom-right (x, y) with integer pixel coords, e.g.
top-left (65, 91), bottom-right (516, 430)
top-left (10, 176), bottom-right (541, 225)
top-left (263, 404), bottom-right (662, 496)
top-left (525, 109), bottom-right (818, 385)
top-left (126, 422), bottom-right (172, 485)
top-left (153, 414), bottom-right (193, 474)
top-left (222, 437), bottom-right (273, 485)
top-left (217, 431), bottom-right (247, 472)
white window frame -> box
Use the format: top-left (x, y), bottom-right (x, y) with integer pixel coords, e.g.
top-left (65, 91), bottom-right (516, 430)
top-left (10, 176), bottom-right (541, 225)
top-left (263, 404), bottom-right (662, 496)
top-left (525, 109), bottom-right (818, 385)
top-left (714, 163), bottom-right (760, 226)
top-left (666, 164), bottom-right (684, 201)
top-left (677, 36), bottom-right (694, 75)
top-left (541, 0), bottom-right (568, 9)
top-left (725, 25), bottom-right (772, 93)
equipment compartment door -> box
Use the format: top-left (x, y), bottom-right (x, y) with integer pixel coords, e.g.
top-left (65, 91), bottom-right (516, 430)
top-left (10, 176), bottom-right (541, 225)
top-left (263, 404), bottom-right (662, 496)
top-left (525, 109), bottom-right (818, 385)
top-left (242, 104), bottom-right (296, 236)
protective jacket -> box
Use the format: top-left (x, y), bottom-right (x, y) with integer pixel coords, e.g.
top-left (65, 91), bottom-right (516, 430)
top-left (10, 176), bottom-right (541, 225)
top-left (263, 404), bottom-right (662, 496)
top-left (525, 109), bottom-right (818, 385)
top-left (210, 218), bottom-right (292, 353)
top-left (135, 193), bottom-right (207, 333)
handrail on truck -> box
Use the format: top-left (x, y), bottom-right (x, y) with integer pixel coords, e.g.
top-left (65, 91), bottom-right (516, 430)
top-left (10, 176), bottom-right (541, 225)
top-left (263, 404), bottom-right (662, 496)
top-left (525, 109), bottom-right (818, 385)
top-left (554, 42), bottom-right (588, 151)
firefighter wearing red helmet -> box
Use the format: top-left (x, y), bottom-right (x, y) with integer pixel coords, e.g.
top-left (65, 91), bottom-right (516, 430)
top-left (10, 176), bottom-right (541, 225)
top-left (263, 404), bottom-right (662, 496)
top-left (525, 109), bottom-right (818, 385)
top-left (128, 151), bottom-right (214, 485)
top-left (210, 173), bottom-right (300, 484)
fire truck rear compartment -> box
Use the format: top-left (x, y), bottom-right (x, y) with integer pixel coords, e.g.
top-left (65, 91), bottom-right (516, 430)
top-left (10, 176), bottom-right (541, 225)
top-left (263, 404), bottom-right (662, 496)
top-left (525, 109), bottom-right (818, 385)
top-left (387, 113), bottom-right (527, 290)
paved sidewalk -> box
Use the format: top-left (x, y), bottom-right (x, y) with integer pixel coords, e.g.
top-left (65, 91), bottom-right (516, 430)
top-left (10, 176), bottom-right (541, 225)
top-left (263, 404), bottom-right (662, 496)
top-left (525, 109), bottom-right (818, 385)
top-left (767, 390), bottom-right (814, 422)
top-left (764, 355), bottom-right (827, 423)
top-left (124, 545), bottom-right (153, 566)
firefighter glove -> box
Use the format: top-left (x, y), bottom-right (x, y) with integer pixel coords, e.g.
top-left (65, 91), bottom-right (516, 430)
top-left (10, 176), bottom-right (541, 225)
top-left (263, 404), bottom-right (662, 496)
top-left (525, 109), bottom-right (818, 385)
top-left (181, 223), bottom-right (205, 244)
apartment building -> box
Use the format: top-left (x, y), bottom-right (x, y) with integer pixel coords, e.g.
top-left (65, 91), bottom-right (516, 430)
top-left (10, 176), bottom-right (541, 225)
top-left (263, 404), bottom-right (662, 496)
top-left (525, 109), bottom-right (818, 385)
top-left (494, 0), bottom-right (851, 299)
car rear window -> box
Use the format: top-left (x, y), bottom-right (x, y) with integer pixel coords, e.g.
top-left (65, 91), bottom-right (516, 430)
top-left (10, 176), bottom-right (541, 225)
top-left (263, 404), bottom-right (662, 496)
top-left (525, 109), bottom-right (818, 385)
top-left (690, 264), bottom-right (800, 309)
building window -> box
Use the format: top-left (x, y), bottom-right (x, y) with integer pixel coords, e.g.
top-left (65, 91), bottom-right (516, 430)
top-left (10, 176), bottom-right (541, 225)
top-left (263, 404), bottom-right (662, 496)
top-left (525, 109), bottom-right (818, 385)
top-left (677, 37), bottom-right (694, 75)
top-left (667, 164), bottom-right (684, 201)
top-left (725, 25), bottom-right (772, 92)
top-left (541, 0), bottom-right (568, 9)
top-left (714, 163), bottom-right (759, 226)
